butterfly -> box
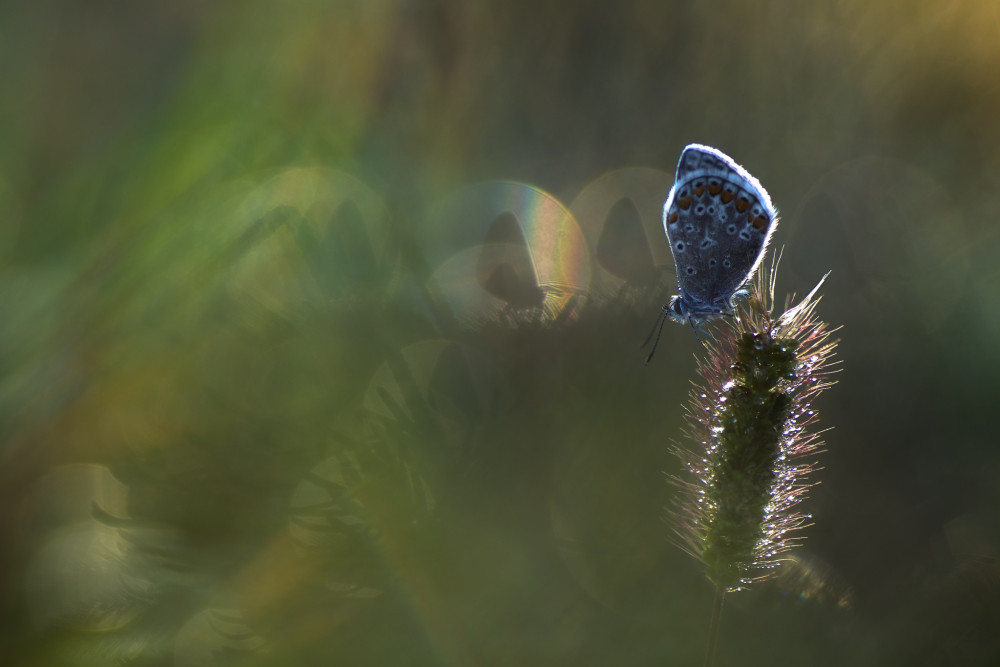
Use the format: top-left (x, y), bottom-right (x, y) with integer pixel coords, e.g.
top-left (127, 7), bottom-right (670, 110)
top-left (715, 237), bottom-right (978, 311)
top-left (645, 144), bottom-right (777, 362)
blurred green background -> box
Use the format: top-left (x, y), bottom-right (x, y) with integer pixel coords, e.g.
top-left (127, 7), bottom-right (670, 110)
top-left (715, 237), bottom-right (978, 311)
top-left (3, 2), bottom-right (1000, 665)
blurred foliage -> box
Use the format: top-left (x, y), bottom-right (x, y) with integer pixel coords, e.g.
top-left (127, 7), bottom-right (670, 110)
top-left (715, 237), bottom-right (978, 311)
top-left (2, 1), bottom-right (1000, 666)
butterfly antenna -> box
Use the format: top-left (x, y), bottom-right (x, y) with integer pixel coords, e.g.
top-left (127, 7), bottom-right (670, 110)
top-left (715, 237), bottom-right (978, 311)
top-left (642, 307), bottom-right (669, 365)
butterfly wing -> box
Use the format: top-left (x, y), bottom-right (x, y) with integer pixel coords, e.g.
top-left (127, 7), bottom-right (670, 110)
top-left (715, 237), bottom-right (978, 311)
top-left (663, 144), bottom-right (777, 310)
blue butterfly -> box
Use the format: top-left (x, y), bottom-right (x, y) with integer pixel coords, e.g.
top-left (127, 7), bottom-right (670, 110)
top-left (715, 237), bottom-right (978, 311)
top-left (645, 144), bottom-right (777, 361)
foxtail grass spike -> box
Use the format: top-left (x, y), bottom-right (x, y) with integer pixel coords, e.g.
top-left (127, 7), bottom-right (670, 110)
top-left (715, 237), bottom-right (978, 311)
top-left (671, 261), bottom-right (839, 594)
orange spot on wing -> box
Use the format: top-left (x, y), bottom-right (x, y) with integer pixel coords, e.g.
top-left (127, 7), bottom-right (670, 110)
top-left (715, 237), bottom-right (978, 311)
top-left (720, 191), bottom-right (735, 204)
top-left (735, 197), bottom-right (750, 213)
top-left (668, 211), bottom-right (678, 223)
top-left (678, 197), bottom-right (692, 209)
top-left (708, 183), bottom-right (722, 195)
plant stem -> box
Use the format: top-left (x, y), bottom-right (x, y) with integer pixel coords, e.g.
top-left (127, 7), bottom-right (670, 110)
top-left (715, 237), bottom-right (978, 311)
top-left (703, 585), bottom-right (726, 667)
